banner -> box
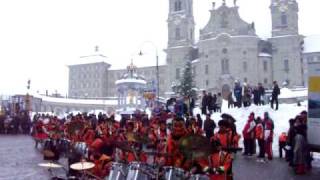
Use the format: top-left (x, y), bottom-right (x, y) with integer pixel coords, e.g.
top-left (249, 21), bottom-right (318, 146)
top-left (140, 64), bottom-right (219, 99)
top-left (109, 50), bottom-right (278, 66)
top-left (308, 61), bottom-right (320, 148)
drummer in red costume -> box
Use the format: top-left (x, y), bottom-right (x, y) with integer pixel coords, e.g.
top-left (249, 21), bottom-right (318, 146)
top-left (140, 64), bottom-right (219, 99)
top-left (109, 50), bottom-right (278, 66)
top-left (166, 117), bottom-right (186, 167)
top-left (33, 119), bottom-right (48, 148)
top-left (119, 121), bottom-right (147, 163)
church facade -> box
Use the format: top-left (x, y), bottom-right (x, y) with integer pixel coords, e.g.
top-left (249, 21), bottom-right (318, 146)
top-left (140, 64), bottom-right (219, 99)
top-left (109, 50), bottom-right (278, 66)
top-left (166, 0), bottom-right (304, 96)
top-left (69, 0), bottom-right (318, 99)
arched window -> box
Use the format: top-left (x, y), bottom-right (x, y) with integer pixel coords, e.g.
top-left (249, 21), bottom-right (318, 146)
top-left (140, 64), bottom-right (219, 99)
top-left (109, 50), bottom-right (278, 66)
top-left (174, 0), bottom-right (182, 11)
top-left (243, 61), bottom-right (248, 72)
top-left (281, 13), bottom-right (287, 26)
top-left (175, 27), bottom-right (181, 40)
top-left (221, 58), bottom-right (229, 74)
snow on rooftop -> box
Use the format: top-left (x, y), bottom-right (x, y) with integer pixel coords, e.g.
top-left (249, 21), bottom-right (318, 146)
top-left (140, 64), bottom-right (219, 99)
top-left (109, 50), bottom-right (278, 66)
top-left (32, 93), bottom-right (118, 105)
top-left (304, 35), bottom-right (320, 53)
top-left (68, 54), bottom-right (110, 66)
top-left (115, 78), bottom-right (147, 85)
top-left (258, 52), bottom-right (272, 57)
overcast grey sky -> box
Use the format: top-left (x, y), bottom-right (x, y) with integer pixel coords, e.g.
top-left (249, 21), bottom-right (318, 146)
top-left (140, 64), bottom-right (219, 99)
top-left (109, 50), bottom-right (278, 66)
top-left (0, 0), bottom-right (318, 96)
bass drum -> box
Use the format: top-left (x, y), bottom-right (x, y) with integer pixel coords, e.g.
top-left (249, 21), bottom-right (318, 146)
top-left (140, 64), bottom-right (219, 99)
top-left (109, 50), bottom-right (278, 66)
top-left (126, 162), bottom-right (152, 180)
top-left (190, 174), bottom-right (210, 180)
top-left (107, 162), bottom-right (128, 180)
top-left (162, 166), bottom-right (186, 180)
top-left (43, 139), bottom-right (60, 161)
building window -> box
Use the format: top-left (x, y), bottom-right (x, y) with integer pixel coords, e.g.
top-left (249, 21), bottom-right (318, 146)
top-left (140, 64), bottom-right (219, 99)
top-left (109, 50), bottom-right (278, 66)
top-left (192, 66), bottom-right (196, 76)
top-left (176, 68), bottom-right (180, 79)
top-left (284, 59), bottom-right (289, 73)
top-left (244, 77), bottom-right (248, 83)
top-left (221, 59), bottom-right (229, 74)
top-left (263, 61), bottom-right (268, 72)
top-left (264, 78), bottom-right (268, 84)
top-left (307, 56), bottom-right (313, 62)
top-left (205, 65), bottom-right (209, 75)
top-left (243, 50), bottom-right (247, 55)
top-left (281, 13), bottom-right (287, 26)
top-left (206, 80), bottom-right (209, 86)
top-left (190, 30), bottom-right (193, 40)
top-left (222, 48), bottom-right (228, 54)
top-left (174, 0), bottom-right (182, 11)
top-left (317, 56), bottom-right (320, 61)
top-left (175, 27), bottom-right (181, 40)
top-left (243, 61), bottom-right (247, 72)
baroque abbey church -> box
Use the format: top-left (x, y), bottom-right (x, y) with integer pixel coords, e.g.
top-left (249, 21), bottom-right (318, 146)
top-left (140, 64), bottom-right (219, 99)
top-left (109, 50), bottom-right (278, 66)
top-left (68, 0), bottom-right (318, 99)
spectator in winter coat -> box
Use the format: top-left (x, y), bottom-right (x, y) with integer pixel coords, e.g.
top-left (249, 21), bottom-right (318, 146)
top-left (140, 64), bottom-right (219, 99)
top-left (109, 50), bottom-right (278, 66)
top-left (253, 86), bottom-right (261, 105)
top-left (204, 114), bottom-right (216, 139)
top-left (293, 125), bottom-right (308, 174)
top-left (201, 90), bottom-right (208, 115)
top-left (263, 112), bottom-right (274, 160)
top-left (207, 92), bottom-right (215, 114)
top-left (271, 81), bottom-right (280, 110)
top-left (286, 118), bottom-right (296, 165)
top-left (233, 81), bottom-right (242, 108)
top-left (227, 92), bottom-right (234, 109)
top-left (255, 117), bottom-right (265, 162)
top-left (196, 114), bottom-right (203, 130)
top-left (242, 112), bottom-right (256, 156)
top-left (215, 93), bottom-right (222, 112)
top-left (258, 83), bottom-right (265, 105)
top-left (242, 83), bottom-right (251, 107)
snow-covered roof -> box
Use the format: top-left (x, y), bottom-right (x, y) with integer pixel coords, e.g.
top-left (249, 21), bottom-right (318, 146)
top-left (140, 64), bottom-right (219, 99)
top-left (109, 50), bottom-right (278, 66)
top-left (115, 78), bottom-right (147, 85)
top-left (32, 93), bottom-right (118, 105)
top-left (68, 54), bottom-right (110, 66)
top-left (258, 52), bottom-right (272, 57)
top-left (304, 35), bottom-right (320, 53)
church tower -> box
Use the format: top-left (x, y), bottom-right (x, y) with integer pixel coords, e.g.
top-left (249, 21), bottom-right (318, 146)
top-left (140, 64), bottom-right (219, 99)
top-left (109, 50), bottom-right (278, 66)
top-left (269, 0), bottom-right (304, 87)
top-left (165, 0), bottom-right (196, 93)
top-left (167, 0), bottom-right (195, 47)
top-left (270, 0), bottom-right (299, 37)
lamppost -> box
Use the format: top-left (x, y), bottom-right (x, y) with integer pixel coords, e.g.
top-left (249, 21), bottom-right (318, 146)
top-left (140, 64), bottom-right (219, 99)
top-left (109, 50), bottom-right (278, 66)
top-left (138, 41), bottom-right (159, 106)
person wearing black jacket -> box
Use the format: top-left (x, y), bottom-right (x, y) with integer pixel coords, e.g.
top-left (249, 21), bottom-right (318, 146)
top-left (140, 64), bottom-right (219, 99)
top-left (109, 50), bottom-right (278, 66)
top-left (207, 92), bottom-right (216, 114)
top-left (271, 81), bottom-right (280, 110)
top-left (201, 90), bottom-right (208, 115)
top-left (204, 114), bottom-right (216, 139)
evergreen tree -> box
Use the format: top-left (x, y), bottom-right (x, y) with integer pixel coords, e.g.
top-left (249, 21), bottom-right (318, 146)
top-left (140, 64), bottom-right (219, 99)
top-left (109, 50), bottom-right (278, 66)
top-left (178, 60), bottom-right (196, 98)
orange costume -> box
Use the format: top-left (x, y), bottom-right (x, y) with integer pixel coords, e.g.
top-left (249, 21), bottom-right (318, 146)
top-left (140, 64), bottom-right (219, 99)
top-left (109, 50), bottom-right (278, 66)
top-left (208, 151), bottom-right (233, 180)
top-left (212, 128), bottom-right (240, 150)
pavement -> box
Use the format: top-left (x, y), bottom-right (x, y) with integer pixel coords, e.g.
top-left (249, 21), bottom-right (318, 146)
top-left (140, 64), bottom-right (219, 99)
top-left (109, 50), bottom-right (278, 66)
top-left (0, 135), bottom-right (319, 180)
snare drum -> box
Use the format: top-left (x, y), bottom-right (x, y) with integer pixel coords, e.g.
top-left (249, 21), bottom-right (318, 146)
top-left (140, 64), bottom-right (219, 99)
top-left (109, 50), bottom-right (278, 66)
top-left (73, 142), bottom-right (88, 158)
top-left (126, 161), bottom-right (152, 180)
top-left (107, 162), bottom-right (128, 180)
top-left (162, 166), bottom-right (186, 180)
top-left (190, 174), bottom-right (210, 180)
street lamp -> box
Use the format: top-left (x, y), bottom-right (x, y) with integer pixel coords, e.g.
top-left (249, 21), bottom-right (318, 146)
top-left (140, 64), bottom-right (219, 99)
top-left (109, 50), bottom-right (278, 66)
top-left (138, 41), bottom-right (160, 106)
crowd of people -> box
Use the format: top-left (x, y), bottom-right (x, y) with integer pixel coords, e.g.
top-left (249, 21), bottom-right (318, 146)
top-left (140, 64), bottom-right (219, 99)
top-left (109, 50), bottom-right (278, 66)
top-left (32, 108), bottom-right (242, 180)
top-left (0, 111), bottom-right (32, 134)
top-left (240, 110), bottom-right (312, 175)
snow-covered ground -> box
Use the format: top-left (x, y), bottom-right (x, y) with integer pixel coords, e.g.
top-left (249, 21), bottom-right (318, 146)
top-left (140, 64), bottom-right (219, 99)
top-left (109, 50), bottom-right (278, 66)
top-left (194, 100), bottom-right (308, 157)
